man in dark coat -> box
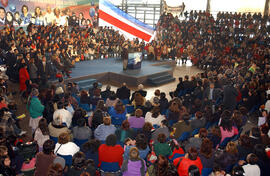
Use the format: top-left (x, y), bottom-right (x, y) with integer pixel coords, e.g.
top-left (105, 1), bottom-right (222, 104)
top-left (203, 82), bottom-right (222, 105)
top-left (121, 44), bottom-right (129, 70)
top-left (223, 80), bottom-right (238, 110)
top-left (116, 83), bottom-right (130, 101)
top-left (37, 56), bottom-right (51, 87)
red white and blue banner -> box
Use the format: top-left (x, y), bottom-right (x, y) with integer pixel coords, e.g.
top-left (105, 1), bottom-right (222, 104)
top-left (99, 0), bottom-right (155, 42)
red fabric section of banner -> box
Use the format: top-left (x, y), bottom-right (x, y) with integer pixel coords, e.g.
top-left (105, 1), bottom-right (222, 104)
top-left (99, 9), bottom-right (152, 42)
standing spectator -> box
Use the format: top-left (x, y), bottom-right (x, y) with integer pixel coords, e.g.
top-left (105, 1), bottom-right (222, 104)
top-left (19, 63), bottom-right (30, 95)
top-left (223, 80), bottom-right (238, 110)
top-left (28, 88), bottom-right (45, 133)
top-left (28, 59), bottom-right (39, 84)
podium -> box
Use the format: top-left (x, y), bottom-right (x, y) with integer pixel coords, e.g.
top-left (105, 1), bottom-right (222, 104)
top-left (127, 52), bottom-right (142, 69)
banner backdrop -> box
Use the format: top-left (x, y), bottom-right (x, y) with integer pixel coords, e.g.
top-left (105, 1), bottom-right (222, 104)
top-left (0, 0), bottom-right (99, 26)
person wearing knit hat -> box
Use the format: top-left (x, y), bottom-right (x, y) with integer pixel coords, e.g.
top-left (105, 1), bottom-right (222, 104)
top-left (28, 88), bottom-right (44, 133)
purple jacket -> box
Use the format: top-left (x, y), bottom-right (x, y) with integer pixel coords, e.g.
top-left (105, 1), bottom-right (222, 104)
top-left (122, 159), bottom-right (146, 176)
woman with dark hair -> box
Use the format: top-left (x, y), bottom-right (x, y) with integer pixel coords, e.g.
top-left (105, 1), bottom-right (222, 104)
top-left (34, 6), bottom-right (44, 25)
top-left (72, 118), bottom-right (92, 140)
top-left (78, 90), bottom-right (90, 112)
top-left (6, 12), bottom-right (13, 26)
top-left (188, 165), bottom-right (200, 176)
top-left (151, 119), bottom-right (170, 143)
top-left (198, 138), bottom-right (214, 169)
top-left (128, 108), bottom-right (145, 129)
top-left (115, 120), bottom-right (135, 144)
top-left (106, 91), bottom-right (119, 107)
top-left (20, 5), bottom-right (32, 25)
top-left (153, 133), bottom-right (172, 158)
top-left (35, 140), bottom-right (56, 176)
top-left (173, 147), bottom-right (203, 176)
top-left (47, 163), bottom-right (63, 176)
top-left (13, 12), bottom-right (22, 26)
top-left (132, 92), bottom-right (145, 108)
top-left (121, 147), bottom-right (146, 176)
top-left (98, 134), bottom-right (124, 171)
top-left (67, 151), bottom-right (95, 176)
top-left (172, 113), bottom-right (192, 139)
top-left (109, 100), bottom-right (127, 126)
top-left (159, 92), bottom-right (169, 115)
top-left (214, 142), bottom-right (239, 171)
top-left (145, 106), bottom-right (165, 127)
top-left (0, 154), bottom-right (16, 176)
top-left (124, 133), bottom-right (150, 160)
top-left (34, 118), bottom-right (50, 151)
top-left (190, 111), bottom-right (206, 130)
top-left (140, 122), bottom-right (153, 142)
top-left (207, 126), bottom-right (221, 148)
top-left (96, 100), bottom-right (107, 113)
top-left (237, 134), bottom-right (253, 160)
top-left (147, 155), bottom-right (178, 176)
top-left (167, 101), bottom-right (181, 126)
top-left (72, 108), bottom-right (86, 127)
top-left (185, 128), bottom-right (208, 151)
top-left (81, 139), bottom-right (101, 167)
top-left (219, 112), bottom-right (238, 143)
top-left (90, 109), bottom-right (104, 130)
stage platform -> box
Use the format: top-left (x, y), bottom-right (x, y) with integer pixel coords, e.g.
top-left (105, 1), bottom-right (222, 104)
top-left (65, 58), bottom-right (176, 87)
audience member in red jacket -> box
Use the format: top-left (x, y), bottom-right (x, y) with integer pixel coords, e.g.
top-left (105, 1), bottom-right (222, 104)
top-left (98, 134), bottom-right (124, 167)
top-left (173, 147), bottom-right (203, 176)
top-left (19, 63), bottom-right (30, 92)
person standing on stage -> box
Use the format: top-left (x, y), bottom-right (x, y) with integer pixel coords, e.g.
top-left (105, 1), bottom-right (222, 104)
top-left (122, 43), bottom-right (129, 70)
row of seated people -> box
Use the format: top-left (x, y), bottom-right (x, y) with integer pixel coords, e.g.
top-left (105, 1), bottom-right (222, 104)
top-left (0, 113), bottom-right (269, 176)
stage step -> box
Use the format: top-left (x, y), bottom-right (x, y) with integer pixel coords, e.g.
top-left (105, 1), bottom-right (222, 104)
top-left (147, 72), bottom-right (175, 86)
top-left (76, 79), bottom-right (102, 91)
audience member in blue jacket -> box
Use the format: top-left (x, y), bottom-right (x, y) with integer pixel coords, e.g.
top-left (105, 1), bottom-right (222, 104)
top-left (108, 100), bottom-right (127, 126)
top-left (94, 116), bottom-right (116, 142)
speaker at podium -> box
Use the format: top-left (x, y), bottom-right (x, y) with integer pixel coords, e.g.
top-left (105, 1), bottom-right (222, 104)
top-left (127, 52), bottom-right (142, 69)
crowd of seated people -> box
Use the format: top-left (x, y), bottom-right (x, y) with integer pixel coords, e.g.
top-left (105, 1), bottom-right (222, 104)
top-left (0, 9), bottom-right (269, 176)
